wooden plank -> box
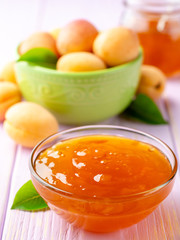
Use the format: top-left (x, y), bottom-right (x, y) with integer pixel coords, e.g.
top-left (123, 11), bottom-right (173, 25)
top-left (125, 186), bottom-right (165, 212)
top-left (0, 0), bottom-right (43, 237)
top-left (165, 79), bottom-right (180, 162)
top-left (0, 124), bottom-right (17, 238)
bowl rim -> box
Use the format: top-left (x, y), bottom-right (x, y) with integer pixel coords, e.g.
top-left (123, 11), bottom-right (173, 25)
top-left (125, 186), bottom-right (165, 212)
top-left (16, 49), bottom-right (143, 77)
top-left (29, 125), bottom-right (178, 202)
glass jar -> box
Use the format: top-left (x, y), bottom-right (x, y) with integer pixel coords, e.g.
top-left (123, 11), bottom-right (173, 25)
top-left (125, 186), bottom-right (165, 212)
top-left (120, 0), bottom-right (180, 77)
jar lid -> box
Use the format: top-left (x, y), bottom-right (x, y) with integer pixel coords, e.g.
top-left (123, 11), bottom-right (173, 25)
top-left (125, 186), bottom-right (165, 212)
top-left (124, 0), bottom-right (180, 13)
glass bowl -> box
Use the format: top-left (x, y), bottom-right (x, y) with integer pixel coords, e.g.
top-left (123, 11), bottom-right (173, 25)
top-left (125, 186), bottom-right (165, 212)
top-left (29, 125), bottom-right (177, 233)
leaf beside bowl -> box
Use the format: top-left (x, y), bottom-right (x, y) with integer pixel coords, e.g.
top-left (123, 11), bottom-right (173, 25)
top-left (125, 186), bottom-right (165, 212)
top-left (11, 180), bottom-right (48, 211)
top-left (124, 94), bottom-right (167, 124)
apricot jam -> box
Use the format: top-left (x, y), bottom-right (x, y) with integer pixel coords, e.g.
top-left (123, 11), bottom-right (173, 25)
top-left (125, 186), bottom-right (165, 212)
top-left (32, 135), bottom-right (175, 232)
top-left (138, 19), bottom-right (180, 76)
top-left (35, 135), bottom-right (171, 197)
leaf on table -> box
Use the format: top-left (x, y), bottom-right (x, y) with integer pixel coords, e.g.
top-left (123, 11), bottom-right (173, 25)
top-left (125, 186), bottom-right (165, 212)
top-left (124, 94), bottom-right (168, 124)
top-left (17, 48), bottom-right (58, 69)
top-left (11, 180), bottom-right (48, 211)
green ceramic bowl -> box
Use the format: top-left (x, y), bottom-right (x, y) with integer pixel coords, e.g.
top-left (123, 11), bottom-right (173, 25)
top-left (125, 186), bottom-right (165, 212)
top-left (15, 51), bottom-right (142, 125)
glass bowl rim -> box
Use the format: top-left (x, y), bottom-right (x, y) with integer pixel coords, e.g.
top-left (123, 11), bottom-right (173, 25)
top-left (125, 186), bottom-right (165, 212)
top-left (29, 125), bottom-right (178, 202)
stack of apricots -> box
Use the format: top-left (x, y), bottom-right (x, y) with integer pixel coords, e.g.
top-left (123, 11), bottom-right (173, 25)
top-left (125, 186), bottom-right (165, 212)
top-left (0, 19), bottom-right (166, 148)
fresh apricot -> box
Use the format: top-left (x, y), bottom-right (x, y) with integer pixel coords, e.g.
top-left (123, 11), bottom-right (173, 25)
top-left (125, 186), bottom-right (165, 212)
top-left (50, 28), bottom-right (61, 40)
top-left (0, 82), bottom-right (21, 121)
top-left (56, 52), bottom-right (106, 72)
top-left (56, 19), bottom-right (98, 55)
top-left (19, 32), bottom-right (59, 57)
top-left (0, 61), bottom-right (17, 84)
top-left (137, 65), bottom-right (166, 99)
top-left (4, 102), bottom-right (59, 148)
top-left (93, 27), bottom-right (139, 67)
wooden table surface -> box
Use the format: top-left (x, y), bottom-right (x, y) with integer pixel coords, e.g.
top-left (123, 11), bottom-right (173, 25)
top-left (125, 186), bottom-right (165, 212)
top-left (0, 0), bottom-right (180, 239)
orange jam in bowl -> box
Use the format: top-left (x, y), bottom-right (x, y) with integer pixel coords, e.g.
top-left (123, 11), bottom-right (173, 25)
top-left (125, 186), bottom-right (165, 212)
top-left (30, 126), bottom-right (177, 233)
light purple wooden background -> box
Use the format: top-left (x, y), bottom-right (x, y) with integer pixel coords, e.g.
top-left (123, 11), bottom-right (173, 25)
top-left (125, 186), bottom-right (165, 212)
top-left (0, 0), bottom-right (180, 239)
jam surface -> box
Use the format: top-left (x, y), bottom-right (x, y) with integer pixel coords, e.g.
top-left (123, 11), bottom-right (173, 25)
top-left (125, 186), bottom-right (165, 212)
top-left (34, 135), bottom-right (172, 198)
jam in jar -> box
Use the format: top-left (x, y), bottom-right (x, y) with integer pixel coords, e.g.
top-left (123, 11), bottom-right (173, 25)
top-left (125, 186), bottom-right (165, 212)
top-left (121, 0), bottom-right (180, 76)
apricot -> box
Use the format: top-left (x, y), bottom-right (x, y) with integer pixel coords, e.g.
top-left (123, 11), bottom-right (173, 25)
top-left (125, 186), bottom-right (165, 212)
top-left (4, 102), bottom-right (59, 148)
top-left (50, 28), bottom-right (61, 40)
top-left (137, 65), bottom-right (166, 99)
top-left (93, 27), bottom-right (139, 67)
top-left (0, 61), bottom-right (17, 84)
top-left (56, 19), bottom-right (98, 55)
top-left (19, 32), bottom-right (59, 57)
top-left (56, 52), bottom-right (106, 72)
top-left (0, 82), bottom-right (21, 122)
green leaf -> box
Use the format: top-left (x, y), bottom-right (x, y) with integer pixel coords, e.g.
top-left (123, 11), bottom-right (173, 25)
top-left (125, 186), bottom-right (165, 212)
top-left (11, 180), bottom-right (48, 211)
top-left (17, 48), bottom-right (58, 69)
top-left (124, 94), bottom-right (168, 124)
